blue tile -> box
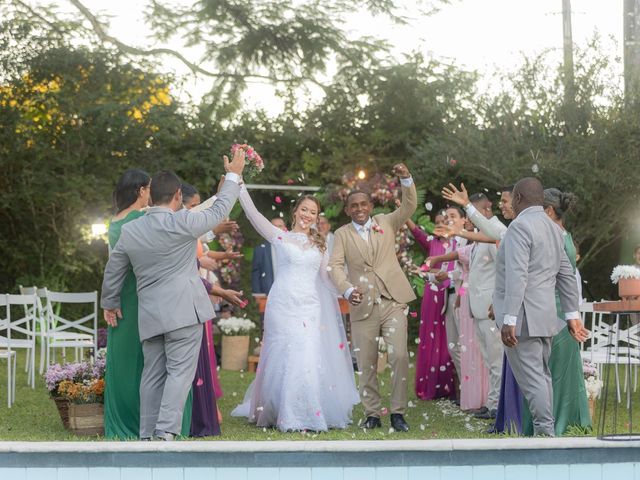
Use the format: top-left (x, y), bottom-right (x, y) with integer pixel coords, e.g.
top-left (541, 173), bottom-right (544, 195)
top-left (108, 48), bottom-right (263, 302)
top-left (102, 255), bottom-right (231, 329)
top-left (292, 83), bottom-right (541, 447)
top-left (27, 469), bottom-right (58, 480)
top-left (312, 468), bottom-right (343, 480)
top-left (537, 465), bottom-right (569, 479)
top-left (280, 468), bottom-right (311, 480)
top-left (441, 466), bottom-right (471, 480)
top-left (89, 468), bottom-right (121, 480)
top-left (473, 465), bottom-right (504, 480)
top-left (504, 465), bottom-right (536, 480)
top-left (569, 464), bottom-right (601, 480)
top-left (153, 469), bottom-right (184, 480)
top-left (247, 469), bottom-right (277, 480)
top-left (601, 464), bottom-right (633, 477)
top-left (344, 468), bottom-right (376, 480)
top-left (215, 469), bottom-right (246, 480)
top-left (376, 467), bottom-right (408, 480)
top-left (0, 468), bottom-right (26, 480)
top-left (58, 469), bottom-right (89, 480)
top-left (408, 467), bottom-right (439, 480)
top-left (122, 468), bottom-right (152, 480)
top-left (184, 468), bottom-right (216, 480)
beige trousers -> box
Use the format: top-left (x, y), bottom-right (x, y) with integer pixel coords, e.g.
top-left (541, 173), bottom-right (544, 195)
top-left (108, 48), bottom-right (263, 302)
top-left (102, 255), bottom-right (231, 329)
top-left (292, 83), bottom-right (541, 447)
top-left (350, 298), bottom-right (408, 417)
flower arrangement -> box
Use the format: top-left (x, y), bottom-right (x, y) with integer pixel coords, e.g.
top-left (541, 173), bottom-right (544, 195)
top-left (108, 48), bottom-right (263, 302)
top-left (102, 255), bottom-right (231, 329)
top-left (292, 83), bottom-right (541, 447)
top-left (218, 316), bottom-right (257, 336)
top-left (610, 265), bottom-right (640, 284)
top-left (44, 351), bottom-right (106, 404)
top-left (230, 143), bottom-right (264, 180)
top-left (583, 360), bottom-right (603, 400)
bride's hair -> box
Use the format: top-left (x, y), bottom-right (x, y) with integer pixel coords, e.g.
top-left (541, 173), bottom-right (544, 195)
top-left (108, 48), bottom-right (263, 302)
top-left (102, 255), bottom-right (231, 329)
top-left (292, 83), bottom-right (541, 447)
top-left (290, 195), bottom-right (327, 253)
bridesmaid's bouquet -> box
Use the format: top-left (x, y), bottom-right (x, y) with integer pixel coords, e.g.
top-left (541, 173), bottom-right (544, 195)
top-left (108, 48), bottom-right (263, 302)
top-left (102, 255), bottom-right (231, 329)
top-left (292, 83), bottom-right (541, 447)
top-left (230, 143), bottom-right (264, 180)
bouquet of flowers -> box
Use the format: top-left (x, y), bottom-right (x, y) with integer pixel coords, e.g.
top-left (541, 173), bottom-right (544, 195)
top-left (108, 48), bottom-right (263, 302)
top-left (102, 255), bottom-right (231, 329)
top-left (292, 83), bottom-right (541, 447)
top-left (583, 360), bottom-right (603, 400)
top-left (44, 351), bottom-right (106, 403)
top-left (218, 316), bottom-right (257, 336)
top-left (610, 265), bottom-right (640, 284)
top-left (230, 143), bottom-right (264, 180)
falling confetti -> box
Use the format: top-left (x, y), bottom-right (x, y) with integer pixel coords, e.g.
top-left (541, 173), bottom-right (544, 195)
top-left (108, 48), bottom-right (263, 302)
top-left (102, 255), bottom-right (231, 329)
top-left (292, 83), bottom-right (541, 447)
top-left (425, 202), bottom-right (433, 211)
top-left (531, 163), bottom-right (539, 173)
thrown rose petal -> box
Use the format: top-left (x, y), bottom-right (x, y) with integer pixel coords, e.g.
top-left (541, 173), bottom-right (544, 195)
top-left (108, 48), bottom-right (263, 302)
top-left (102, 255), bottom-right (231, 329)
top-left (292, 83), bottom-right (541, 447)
top-left (275, 196), bottom-right (282, 204)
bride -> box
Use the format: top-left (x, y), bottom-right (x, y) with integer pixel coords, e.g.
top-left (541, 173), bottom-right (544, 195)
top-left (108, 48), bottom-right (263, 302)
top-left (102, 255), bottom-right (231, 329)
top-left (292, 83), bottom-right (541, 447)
top-left (231, 182), bottom-right (359, 432)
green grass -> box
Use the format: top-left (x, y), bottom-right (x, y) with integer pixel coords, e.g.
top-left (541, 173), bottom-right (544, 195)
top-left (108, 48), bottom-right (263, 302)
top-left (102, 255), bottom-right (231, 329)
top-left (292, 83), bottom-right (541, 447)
top-left (1, 349), bottom-right (632, 441)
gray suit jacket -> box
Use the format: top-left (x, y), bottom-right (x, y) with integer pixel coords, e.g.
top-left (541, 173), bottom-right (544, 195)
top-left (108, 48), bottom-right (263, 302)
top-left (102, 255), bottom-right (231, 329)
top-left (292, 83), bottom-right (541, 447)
top-left (468, 241), bottom-right (498, 320)
top-left (493, 206), bottom-right (579, 337)
top-left (101, 180), bottom-right (240, 341)
top-left (468, 208), bottom-right (507, 241)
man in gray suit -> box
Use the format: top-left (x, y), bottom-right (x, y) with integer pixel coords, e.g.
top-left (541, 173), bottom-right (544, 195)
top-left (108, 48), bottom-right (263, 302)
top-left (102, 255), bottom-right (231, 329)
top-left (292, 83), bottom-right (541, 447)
top-left (494, 177), bottom-right (588, 436)
top-left (101, 151), bottom-right (245, 440)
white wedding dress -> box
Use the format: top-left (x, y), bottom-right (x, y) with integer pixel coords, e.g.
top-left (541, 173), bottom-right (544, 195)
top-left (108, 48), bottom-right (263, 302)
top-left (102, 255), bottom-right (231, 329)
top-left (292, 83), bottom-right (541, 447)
top-left (231, 186), bottom-right (360, 431)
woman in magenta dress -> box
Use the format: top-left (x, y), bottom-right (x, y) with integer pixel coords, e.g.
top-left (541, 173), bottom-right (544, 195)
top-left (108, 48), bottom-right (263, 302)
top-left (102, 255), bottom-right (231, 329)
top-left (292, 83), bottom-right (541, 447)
top-left (406, 211), bottom-right (458, 400)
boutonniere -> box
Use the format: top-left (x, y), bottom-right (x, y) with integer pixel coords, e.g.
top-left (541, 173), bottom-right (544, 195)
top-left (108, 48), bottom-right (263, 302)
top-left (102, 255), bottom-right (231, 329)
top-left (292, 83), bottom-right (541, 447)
top-left (371, 224), bottom-right (384, 234)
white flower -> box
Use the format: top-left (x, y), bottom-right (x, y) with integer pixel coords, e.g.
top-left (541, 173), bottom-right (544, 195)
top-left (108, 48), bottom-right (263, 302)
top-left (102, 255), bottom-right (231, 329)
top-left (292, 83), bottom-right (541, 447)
top-left (218, 316), bottom-right (257, 336)
top-left (611, 265), bottom-right (640, 284)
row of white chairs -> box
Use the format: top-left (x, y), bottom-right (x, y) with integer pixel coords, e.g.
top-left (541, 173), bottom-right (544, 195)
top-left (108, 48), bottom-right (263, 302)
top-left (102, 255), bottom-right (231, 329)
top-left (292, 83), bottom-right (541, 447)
top-left (579, 301), bottom-right (640, 405)
top-left (0, 288), bottom-right (98, 407)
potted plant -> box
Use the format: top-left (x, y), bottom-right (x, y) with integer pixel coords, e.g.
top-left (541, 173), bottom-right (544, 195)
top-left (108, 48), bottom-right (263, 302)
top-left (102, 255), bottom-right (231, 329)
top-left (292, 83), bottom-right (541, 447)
top-left (583, 360), bottom-right (603, 420)
top-left (611, 265), bottom-right (640, 300)
top-left (45, 352), bottom-right (106, 436)
top-left (218, 316), bottom-right (257, 371)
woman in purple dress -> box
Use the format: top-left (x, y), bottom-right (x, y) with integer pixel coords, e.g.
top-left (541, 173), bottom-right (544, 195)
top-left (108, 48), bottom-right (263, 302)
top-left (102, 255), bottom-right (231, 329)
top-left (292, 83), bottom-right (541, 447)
top-left (406, 211), bottom-right (458, 400)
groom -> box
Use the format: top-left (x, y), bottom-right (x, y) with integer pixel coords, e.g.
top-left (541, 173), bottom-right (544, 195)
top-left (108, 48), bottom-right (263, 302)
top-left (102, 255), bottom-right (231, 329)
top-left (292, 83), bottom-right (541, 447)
top-left (329, 163), bottom-right (417, 432)
top-left (101, 150), bottom-right (245, 440)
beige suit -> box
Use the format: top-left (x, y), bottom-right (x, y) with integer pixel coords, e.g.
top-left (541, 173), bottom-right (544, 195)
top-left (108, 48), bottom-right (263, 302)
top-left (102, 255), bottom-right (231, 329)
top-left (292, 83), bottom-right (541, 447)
top-left (329, 182), bottom-right (417, 416)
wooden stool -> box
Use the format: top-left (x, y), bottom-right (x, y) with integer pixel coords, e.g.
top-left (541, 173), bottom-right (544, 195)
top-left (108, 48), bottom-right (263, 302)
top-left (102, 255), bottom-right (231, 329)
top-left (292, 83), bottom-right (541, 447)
top-left (248, 355), bottom-right (259, 373)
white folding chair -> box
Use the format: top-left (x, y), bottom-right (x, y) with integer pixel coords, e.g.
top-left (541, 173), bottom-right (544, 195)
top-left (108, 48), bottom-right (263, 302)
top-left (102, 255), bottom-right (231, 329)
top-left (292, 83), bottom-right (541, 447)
top-left (0, 294), bottom-right (38, 389)
top-left (0, 295), bottom-right (17, 407)
top-left (45, 291), bottom-right (97, 366)
top-left (18, 285), bottom-right (47, 375)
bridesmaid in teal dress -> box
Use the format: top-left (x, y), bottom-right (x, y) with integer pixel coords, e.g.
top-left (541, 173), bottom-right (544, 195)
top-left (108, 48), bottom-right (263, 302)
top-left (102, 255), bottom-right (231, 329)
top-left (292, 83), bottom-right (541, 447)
top-left (105, 169), bottom-right (192, 439)
top-left (521, 188), bottom-right (591, 436)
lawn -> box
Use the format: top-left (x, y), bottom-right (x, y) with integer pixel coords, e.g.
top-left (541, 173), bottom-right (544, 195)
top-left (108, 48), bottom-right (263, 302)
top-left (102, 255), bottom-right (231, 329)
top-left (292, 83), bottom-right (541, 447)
top-left (0, 349), bottom-right (631, 441)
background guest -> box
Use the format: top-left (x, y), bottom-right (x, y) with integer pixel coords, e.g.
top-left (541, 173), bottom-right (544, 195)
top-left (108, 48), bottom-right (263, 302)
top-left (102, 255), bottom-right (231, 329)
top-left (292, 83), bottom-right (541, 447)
top-left (251, 217), bottom-right (287, 295)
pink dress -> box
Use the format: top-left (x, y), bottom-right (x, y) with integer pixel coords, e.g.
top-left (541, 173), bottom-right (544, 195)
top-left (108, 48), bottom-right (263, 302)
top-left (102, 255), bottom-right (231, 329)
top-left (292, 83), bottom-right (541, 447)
top-left (455, 245), bottom-right (489, 411)
top-left (410, 227), bottom-right (457, 400)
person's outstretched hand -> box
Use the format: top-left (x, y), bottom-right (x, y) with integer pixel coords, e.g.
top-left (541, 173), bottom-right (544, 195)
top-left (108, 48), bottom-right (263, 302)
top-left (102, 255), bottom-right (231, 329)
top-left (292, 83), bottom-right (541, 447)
top-left (392, 163), bottom-right (410, 179)
top-left (223, 147), bottom-right (246, 175)
top-left (214, 220), bottom-right (239, 235)
top-left (442, 183), bottom-right (470, 207)
top-left (567, 318), bottom-right (590, 343)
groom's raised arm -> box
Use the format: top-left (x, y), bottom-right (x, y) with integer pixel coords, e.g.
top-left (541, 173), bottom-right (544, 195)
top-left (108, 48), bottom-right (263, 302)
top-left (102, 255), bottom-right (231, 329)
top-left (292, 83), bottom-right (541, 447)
top-left (328, 229), bottom-right (353, 295)
top-left (386, 181), bottom-right (417, 232)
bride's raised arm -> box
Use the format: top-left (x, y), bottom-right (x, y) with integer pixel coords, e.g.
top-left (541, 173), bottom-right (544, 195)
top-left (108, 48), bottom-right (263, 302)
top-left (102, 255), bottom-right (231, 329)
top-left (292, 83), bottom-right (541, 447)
top-left (239, 185), bottom-right (282, 243)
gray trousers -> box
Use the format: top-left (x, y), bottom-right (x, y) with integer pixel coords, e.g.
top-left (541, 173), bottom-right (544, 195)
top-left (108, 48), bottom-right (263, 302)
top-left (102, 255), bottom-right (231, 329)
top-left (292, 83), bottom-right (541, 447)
top-left (445, 292), bottom-right (461, 379)
top-left (475, 318), bottom-right (503, 410)
top-left (504, 334), bottom-right (554, 436)
top-left (140, 323), bottom-right (203, 438)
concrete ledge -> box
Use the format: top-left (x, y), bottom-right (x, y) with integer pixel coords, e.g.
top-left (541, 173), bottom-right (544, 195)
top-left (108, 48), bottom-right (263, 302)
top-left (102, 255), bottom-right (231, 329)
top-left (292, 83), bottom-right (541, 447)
top-left (1, 438), bottom-right (640, 468)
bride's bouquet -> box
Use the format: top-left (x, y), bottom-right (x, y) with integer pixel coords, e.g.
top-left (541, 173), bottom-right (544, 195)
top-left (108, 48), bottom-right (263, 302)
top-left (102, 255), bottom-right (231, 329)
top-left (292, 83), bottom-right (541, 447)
top-left (230, 143), bottom-right (264, 180)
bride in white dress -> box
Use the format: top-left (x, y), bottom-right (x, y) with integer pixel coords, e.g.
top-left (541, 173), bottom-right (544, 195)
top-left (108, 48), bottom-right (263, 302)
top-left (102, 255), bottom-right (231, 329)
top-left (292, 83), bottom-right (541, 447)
top-left (231, 185), bottom-right (359, 431)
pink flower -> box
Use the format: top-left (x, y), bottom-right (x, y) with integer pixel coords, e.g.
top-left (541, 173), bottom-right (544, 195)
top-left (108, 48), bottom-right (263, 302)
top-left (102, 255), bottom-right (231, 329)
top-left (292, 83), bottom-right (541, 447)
top-left (371, 224), bottom-right (384, 234)
top-left (420, 264), bottom-right (429, 272)
top-left (410, 311), bottom-right (417, 318)
top-left (275, 196), bottom-right (282, 204)
top-left (239, 300), bottom-right (248, 309)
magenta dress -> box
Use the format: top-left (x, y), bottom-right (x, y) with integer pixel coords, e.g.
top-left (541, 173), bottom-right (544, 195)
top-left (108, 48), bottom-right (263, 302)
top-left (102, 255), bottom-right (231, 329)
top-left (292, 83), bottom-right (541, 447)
top-left (455, 245), bottom-right (489, 410)
top-left (410, 227), bottom-right (457, 400)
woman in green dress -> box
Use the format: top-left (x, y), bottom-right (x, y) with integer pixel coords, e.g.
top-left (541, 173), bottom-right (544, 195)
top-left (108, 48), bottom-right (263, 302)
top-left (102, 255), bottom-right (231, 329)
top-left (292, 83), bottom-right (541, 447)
top-left (521, 187), bottom-right (591, 436)
top-left (104, 169), bottom-right (192, 439)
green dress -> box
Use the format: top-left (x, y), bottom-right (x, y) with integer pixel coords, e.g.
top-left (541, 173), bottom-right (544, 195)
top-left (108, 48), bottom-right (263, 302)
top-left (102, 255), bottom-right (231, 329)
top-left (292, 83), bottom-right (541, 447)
top-left (104, 210), bottom-right (192, 439)
top-left (522, 231), bottom-right (592, 436)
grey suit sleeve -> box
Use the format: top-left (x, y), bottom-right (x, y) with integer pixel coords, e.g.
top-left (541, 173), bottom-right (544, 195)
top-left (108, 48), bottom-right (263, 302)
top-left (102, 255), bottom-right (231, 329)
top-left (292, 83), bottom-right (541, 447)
top-left (100, 240), bottom-right (131, 310)
top-left (502, 221), bottom-right (531, 317)
top-left (468, 209), bottom-right (507, 241)
top-left (177, 179), bottom-right (240, 238)
top-left (556, 248), bottom-right (580, 317)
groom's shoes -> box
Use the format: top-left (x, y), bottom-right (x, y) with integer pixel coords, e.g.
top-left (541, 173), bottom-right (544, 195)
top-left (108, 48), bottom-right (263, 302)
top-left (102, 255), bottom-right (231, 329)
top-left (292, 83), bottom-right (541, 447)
top-left (390, 414), bottom-right (410, 432)
top-left (153, 430), bottom-right (176, 441)
top-left (362, 416), bottom-right (382, 429)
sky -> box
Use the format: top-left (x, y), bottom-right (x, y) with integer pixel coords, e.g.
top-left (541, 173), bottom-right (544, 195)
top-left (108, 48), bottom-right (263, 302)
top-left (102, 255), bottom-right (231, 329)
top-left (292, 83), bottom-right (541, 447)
top-left (67, 0), bottom-right (623, 115)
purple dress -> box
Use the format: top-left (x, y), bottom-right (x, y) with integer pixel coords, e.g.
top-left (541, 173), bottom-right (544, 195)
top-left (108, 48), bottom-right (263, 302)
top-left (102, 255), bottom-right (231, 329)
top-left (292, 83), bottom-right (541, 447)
top-left (410, 227), bottom-right (458, 400)
top-left (493, 355), bottom-right (523, 434)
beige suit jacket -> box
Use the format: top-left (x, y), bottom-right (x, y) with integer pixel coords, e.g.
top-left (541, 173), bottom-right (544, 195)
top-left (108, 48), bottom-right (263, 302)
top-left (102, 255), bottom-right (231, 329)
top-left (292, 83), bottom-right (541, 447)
top-left (328, 182), bottom-right (417, 321)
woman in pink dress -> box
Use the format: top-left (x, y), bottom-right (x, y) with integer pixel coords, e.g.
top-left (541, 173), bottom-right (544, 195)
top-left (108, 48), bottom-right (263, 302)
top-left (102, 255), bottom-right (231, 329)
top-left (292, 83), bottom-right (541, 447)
top-left (406, 211), bottom-right (458, 400)
top-left (426, 216), bottom-right (489, 411)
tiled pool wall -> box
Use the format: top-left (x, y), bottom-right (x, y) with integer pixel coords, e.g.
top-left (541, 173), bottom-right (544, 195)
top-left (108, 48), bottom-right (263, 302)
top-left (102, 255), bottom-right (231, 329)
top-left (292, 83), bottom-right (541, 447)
top-left (1, 439), bottom-right (639, 479)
